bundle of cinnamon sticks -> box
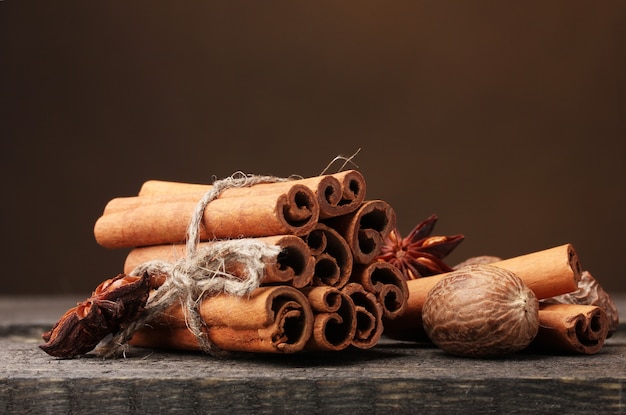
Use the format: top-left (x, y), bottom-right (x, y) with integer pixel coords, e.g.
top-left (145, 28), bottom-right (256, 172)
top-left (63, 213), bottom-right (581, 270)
top-left (93, 170), bottom-right (409, 355)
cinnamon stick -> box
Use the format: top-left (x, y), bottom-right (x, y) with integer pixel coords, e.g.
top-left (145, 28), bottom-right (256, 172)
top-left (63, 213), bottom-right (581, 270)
top-left (324, 200), bottom-right (397, 264)
top-left (136, 170), bottom-right (367, 220)
top-left (313, 170), bottom-right (367, 219)
top-left (94, 183), bottom-right (320, 248)
top-left (123, 235), bottom-right (315, 288)
top-left (138, 180), bottom-right (217, 196)
top-left (351, 262), bottom-right (409, 320)
top-left (302, 286), bottom-right (357, 351)
top-left (532, 303), bottom-right (609, 354)
top-left (385, 244), bottom-right (582, 341)
top-left (341, 282), bottom-right (384, 349)
top-left (302, 223), bottom-right (353, 288)
top-left (542, 270), bottom-right (620, 337)
top-left (129, 286), bottom-right (314, 354)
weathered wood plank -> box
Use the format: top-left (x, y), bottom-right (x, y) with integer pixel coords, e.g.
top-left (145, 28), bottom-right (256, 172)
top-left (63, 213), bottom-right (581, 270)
top-left (1, 296), bottom-right (624, 414)
top-left (1, 376), bottom-right (624, 415)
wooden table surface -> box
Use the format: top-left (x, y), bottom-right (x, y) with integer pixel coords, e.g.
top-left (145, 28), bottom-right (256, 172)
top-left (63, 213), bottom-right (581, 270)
top-left (1, 295), bottom-right (624, 414)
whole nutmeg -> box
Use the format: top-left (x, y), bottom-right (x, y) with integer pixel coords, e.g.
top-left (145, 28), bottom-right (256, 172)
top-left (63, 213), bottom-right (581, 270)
top-left (422, 264), bottom-right (539, 358)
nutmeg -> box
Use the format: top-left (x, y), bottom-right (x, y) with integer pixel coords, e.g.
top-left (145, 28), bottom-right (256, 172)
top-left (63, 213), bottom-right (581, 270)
top-left (422, 264), bottom-right (539, 358)
top-left (452, 255), bottom-right (502, 269)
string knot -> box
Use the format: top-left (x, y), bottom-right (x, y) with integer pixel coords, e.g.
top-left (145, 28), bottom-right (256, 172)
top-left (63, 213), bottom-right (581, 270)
top-left (96, 172), bottom-right (287, 358)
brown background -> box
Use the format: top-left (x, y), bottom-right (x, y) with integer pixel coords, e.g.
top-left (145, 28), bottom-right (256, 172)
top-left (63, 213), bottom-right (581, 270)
top-left (2, 2), bottom-right (625, 295)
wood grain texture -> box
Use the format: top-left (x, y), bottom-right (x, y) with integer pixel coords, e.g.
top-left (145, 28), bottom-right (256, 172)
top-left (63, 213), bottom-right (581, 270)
top-left (1, 296), bottom-right (624, 414)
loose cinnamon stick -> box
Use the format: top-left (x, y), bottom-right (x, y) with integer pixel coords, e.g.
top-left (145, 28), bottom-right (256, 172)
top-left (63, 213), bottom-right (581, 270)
top-left (123, 235), bottom-right (315, 288)
top-left (341, 282), bottom-right (384, 349)
top-left (385, 244), bottom-right (582, 341)
top-left (532, 303), bottom-right (609, 354)
top-left (542, 270), bottom-right (620, 337)
top-left (94, 183), bottom-right (320, 248)
top-left (302, 286), bottom-right (357, 351)
top-left (129, 286), bottom-right (314, 354)
top-left (302, 223), bottom-right (353, 288)
top-left (137, 170), bottom-right (367, 220)
top-left (351, 262), bottom-right (409, 320)
top-left (488, 244), bottom-right (582, 298)
top-left (324, 200), bottom-right (397, 264)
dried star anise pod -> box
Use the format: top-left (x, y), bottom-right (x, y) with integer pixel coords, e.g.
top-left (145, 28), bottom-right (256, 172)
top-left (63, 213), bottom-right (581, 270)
top-left (40, 272), bottom-right (155, 358)
top-left (376, 214), bottom-right (464, 280)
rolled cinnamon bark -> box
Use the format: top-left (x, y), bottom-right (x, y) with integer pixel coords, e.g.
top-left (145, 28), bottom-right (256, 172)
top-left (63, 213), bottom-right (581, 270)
top-left (136, 170), bottom-right (366, 220)
top-left (94, 183), bottom-right (320, 248)
top-left (129, 286), bottom-right (314, 354)
top-left (341, 282), bottom-right (384, 349)
top-left (542, 270), bottom-right (620, 338)
top-left (302, 286), bottom-right (357, 351)
top-left (532, 303), bottom-right (609, 355)
top-left (302, 223), bottom-right (353, 288)
top-left (138, 180), bottom-right (216, 196)
top-left (310, 170), bottom-right (366, 219)
top-left (384, 244), bottom-right (582, 341)
top-left (487, 244), bottom-right (582, 299)
top-left (351, 262), bottom-right (409, 320)
top-left (123, 236), bottom-right (315, 288)
top-left (324, 200), bottom-right (397, 264)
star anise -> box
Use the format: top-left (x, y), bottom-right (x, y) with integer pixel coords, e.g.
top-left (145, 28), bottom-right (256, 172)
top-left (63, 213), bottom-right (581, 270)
top-left (376, 214), bottom-right (464, 280)
top-left (40, 272), bottom-right (157, 358)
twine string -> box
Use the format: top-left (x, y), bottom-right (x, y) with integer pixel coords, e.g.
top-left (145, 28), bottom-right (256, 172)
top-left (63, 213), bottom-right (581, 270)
top-left (96, 172), bottom-right (288, 358)
top-left (319, 147), bottom-right (361, 176)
